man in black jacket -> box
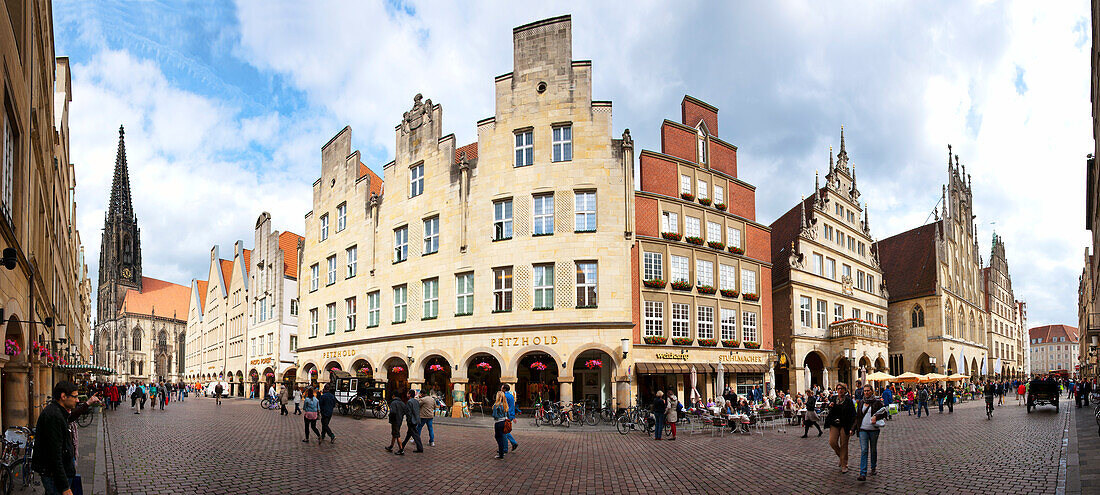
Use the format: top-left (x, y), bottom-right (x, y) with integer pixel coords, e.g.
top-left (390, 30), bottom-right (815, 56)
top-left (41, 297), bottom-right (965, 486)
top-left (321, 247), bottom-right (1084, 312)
top-left (33, 381), bottom-right (96, 495)
top-left (318, 384), bottom-right (338, 443)
top-left (386, 389), bottom-right (408, 455)
top-left (400, 389), bottom-right (424, 453)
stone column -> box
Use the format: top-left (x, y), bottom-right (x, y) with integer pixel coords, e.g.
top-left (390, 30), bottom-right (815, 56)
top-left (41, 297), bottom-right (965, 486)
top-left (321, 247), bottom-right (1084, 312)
top-left (614, 377), bottom-right (630, 410)
top-left (408, 378), bottom-right (425, 393)
top-left (2, 363), bottom-right (30, 429)
top-left (558, 376), bottom-right (574, 403)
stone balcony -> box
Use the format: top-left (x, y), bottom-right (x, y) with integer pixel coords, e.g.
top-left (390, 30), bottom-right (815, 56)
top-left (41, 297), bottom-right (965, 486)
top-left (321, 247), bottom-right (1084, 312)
top-left (827, 319), bottom-right (889, 342)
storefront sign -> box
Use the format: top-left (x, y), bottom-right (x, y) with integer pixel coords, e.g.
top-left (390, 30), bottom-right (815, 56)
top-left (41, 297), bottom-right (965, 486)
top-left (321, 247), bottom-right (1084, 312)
top-left (655, 351), bottom-right (690, 361)
top-left (322, 349), bottom-right (357, 359)
top-left (249, 357), bottom-right (272, 366)
top-left (490, 336), bottom-right (558, 347)
top-left (718, 352), bottom-right (766, 364)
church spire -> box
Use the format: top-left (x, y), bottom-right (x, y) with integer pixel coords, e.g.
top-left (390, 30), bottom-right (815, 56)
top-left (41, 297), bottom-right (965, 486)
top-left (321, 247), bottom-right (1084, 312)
top-left (109, 125), bottom-right (133, 218)
top-left (836, 125), bottom-right (849, 172)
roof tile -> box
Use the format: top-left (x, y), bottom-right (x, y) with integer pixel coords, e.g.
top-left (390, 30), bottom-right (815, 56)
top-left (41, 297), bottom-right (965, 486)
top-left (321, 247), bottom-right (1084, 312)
top-left (120, 277), bottom-right (190, 320)
top-left (875, 223), bottom-right (940, 302)
top-left (278, 231), bottom-right (303, 279)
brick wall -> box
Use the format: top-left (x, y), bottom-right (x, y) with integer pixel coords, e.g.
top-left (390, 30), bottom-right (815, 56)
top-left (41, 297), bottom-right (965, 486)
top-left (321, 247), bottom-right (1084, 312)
top-left (746, 223), bottom-right (770, 263)
top-left (635, 196), bottom-right (659, 237)
top-left (639, 154), bottom-right (678, 197)
top-left (681, 98), bottom-right (718, 135)
top-left (660, 123), bottom-right (696, 163)
top-left (729, 181), bottom-right (757, 221)
top-left (710, 140), bottom-right (737, 178)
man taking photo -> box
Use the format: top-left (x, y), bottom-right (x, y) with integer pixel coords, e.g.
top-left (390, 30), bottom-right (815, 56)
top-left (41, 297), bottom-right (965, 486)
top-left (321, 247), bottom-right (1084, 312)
top-left (33, 381), bottom-right (100, 495)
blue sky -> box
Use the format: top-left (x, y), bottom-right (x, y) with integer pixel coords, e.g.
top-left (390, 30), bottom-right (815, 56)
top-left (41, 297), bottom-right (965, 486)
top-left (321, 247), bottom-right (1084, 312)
top-left (56, 1), bottom-right (1092, 330)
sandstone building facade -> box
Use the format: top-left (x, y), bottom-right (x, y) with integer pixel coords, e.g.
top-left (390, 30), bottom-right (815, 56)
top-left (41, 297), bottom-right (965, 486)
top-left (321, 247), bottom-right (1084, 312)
top-left (983, 233), bottom-right (1023, 378)
top-left (1029, 324), bottom-right (1078, 375)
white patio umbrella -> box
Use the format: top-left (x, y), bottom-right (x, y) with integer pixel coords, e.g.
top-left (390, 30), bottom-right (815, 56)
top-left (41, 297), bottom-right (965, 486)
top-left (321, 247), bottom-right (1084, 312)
top-left (690, 366), bottom-right (700, 403)
top-left (717, 364), bottom-right (725, 395)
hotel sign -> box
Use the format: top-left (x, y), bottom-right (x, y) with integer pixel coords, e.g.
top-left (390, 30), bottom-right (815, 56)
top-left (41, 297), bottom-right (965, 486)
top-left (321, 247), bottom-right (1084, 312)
top-left (249, 357), bottom-right (273, 366)
top-left (322, 349), bottom-right (357, 359)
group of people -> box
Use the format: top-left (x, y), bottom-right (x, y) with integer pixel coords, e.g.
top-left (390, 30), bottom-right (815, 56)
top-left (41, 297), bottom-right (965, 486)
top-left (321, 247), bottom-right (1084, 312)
top-left (385, 388), bottom-right (447, 455)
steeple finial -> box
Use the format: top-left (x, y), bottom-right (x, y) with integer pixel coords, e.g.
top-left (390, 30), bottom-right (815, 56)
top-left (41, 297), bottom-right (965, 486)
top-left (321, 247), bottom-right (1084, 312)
top-left (108, 125), bottom-right (133, 218)
top-left (828, 146), bottom-right (834, 175)
top-left (799, 195), bottom-right (807, 228)
top-left (813, 171), bottom-right (822, 207)
top-left (839, 125), bottom-right (846, 154)
top-left (947, 144), bottom-right (953, 169)
top-left (836, 126), bottom-right (849, 169)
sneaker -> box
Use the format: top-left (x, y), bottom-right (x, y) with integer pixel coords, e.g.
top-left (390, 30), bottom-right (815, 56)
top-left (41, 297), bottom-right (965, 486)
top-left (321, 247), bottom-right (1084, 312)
top-left (385, 446), bottom-right (393, 452)
top-left (395, 450), bottom-right (405, 456)
top-left (870, 468), bottom-right (876, 476)
top-left (330, 437), bottom-right (336, 444)
top-left (857, 476), bottom-right (866, 482)
top-left (494, 454), bottom-right (504, 459)
top-left (510, 443), bottom-right (518, 452)
top-left (429, 441), bottom-right (435, 447)
top-left (302, 439), bottom-right (309, 443)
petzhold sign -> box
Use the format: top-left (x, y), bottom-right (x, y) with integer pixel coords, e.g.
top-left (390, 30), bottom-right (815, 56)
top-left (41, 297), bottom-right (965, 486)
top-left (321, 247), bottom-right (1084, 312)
top-left (490, 336), bottom-right (558, 347)
top-left (322, 349), bottom-right (357, 359)
top-left (249, 357), bottom-right (273, 366)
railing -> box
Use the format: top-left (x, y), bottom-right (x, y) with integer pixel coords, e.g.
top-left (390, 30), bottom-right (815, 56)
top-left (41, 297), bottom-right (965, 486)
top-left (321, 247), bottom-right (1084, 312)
top-left (827, 319), bottom-right (889, 341)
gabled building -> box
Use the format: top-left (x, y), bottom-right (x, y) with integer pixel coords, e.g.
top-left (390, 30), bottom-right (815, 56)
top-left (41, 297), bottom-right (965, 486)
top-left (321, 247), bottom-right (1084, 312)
top-left (770, 130), bottom-right (889, 394)
top-left (1029, 324), bottom-right (1079, 375)
top-left (243, 214), bottom-right (301, 394)
top-left (983, 233), bottom-right (1023, 378)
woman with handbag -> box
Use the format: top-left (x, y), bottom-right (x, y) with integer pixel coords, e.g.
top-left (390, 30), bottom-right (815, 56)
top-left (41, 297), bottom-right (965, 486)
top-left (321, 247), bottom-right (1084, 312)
top-left (302, 388), bottom-right (321, 443)
top-left (665, 390), bottom-right (679, 441)
top-left (492, 391), bottom-right (510, 460)
top-left (824, 383), bottom-right (856, 474)
top-left (801, 389), bottom-right (823, 437)
top-left (856, 384), bottom-right (887, 481)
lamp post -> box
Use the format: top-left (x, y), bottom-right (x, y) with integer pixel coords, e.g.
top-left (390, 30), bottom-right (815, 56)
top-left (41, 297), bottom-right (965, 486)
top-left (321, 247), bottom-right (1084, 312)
top-left (845, 348), bottom-right (855, 391)
top-left (406, 345), bottom-right (415, 365)
top-left (930, 356), bottom-right (937, 373)
top-left (621, 338), bottom-right (630, 360)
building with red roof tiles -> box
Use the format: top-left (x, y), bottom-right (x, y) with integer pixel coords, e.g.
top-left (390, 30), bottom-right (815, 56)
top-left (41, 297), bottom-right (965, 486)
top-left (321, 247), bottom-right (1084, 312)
top-left (1028, 325), bottom-right (1079, 374)
top-left (769, 129), bottom-right (889, 394)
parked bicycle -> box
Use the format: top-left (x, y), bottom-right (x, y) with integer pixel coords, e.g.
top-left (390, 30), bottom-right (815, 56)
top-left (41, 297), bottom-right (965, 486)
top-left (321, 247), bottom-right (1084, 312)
top-left (615, 404), bottom-right (655, 435)
top-left (533, 400), bottom-right (569, 427)
top-left (259, 397), bottom-right (280, 410)
top-left (1, 426), bottom-right (35, 495)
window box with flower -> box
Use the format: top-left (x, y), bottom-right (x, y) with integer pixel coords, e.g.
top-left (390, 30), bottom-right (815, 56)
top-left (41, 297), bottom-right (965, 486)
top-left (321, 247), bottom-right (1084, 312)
top-left (742, 292), bottom-right (760, 302)
top-left (715, 203), bottom-right (727, 211)
top-left (698, 338), bottom-right (717, 347)
top-left (721, 339), bottom-right (740, 348)
top-left (720, 289), bottom-right (739, 298)
top-left (707, 241), bottom-right (725, 250)
top-left (728, 246), bottom-right (745, 255)
top-left (699, 198), bottom-right (712, 206)
top-left (643, 336), bottom-right (667, 345)
top-left (661, 232), bottom-right (682, 241)
top-left (643, 278), bottom-right (666, 289)
top-left (672, 337), bottom-right (694, 346)
top-left (685, 236), bottom-right (704, 245)
top-left (670, 281), bottom-right (692, 291)
top-left (697, 284), bottom-right (716, 295)
top-left (681, 192), bottom-right (695, 201)
top-left (744, 341), bottom-right (761, 349)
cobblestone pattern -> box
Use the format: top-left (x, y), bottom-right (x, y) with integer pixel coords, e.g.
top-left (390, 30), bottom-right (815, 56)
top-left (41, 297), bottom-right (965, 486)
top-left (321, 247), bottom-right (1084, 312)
top-left (102, 397), bottom-right (1066, 494)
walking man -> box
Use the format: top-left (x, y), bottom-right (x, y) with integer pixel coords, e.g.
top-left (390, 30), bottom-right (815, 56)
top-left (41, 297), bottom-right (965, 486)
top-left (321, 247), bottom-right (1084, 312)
top-left (502, 384), bottom-right (519, 453)
top-left (214, 381), bottom-right (223, 406)
top-left (945, 384), bottom-right (955, 413)
top-left (293, 386), bottom-right (302, 415)
top-left (386, 390), bottom-right (408, 455)
top-left (400, 389), bottom-right (423, 453)
top-left (32, 382), bottom-right (92, 495)
top-left (319, 384), bottom-right (338, 443)
top-left (158, 382), bottom-right (167, 410)
top-left (417, 390), bottom-right (437, 446)
top-left (916, 386), bottom-right (930, 418)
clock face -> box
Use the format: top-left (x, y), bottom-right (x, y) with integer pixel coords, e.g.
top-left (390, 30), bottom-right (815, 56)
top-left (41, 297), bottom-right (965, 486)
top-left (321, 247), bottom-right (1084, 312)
top-left (122, 268), bottom-right (132, 278)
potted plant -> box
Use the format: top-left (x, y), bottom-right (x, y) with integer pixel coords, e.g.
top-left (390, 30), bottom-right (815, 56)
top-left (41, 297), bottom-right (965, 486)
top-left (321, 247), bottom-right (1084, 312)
top-left (661, 232), bottom-right (683, 241)
top-left (742, 292), bottom-right (760, 302)
top-left (643, 278), bottom-right (667, 289)
top-left (428, 364), bottom-right (445, 372)
top-left (721, 339), bottom-right (741, 348)
top-left (681, 192), bottom-right (695, 201)
top-left (685, 236), bottom-right (704, 245)
top-left (744, 341), bottom-right (761, 349)
top-left (697, 284), bottom-right (716, 295)
top-left (728, 245), bottom-right (745, 255)
top-left (698, 338), bottom-right (718, 347)
top-left (720, 289), bottom-right (739, 298)
top-left (358, 367), bottom-right (371, 374)
top-left (530, 361), bottom-right (547, 371)
top-left (643, 335), bottom-right (667, 345)
top-left (585, 359), bottom-right (603, 369)
top-left (476, 362), bottom-right (493, 371)
top-left (699, 197), bottom-right (712, 206)
top-left (390, 366), bottom-right (406, 373)
top-left (671, 337), bottom-right (694, 346)
top-left (715, 203), bottom-right (727, 211)
top-left (670, 280), bottom-right (693, 291)
top-left (4, 339), bottom-right (20, 357)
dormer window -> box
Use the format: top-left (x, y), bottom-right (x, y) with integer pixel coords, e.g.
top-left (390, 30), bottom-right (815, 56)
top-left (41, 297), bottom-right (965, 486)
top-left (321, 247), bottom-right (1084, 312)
top-left (696, 123), bottom-right (708, 165)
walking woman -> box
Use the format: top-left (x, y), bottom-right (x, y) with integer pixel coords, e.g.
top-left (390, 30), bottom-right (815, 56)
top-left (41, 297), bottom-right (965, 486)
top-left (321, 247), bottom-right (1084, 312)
top-left (801, 389), bottom-right (823, 437)
top-left (665, 389), bottom-right (679, 441)
top-left (492, 391), bottom-right (509, 459)
top-left (652, 391), bottom-right (666, 440)
top-left (825, 383), bottom-right (857, 474)
top-left (302, 388), bottom-right (321, 443)
top-left (856, 384), bottom-right (887, 482)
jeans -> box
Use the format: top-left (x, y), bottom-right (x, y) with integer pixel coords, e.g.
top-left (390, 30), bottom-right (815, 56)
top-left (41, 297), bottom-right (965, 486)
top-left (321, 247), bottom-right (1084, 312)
top-left (320, 415), bottom-right (336, 440)
top-left (858, 429), bottom-right (880, 476)
top-left (654, 414), bottom-right (665, 440)
top-left (938, 397), bottom-right (944, 412)
top-left (947, 397), bottom-right (954, 413)
top-left (417, 418), bottom-right (436, 443)
top-left (41, 475), bottom-right (76, 495)
top-left (294, 403), bottom-right (301, 414)
top-left (401, 421), bottom-right (422, 451)
top-left (494, 421), bottom-right (506, 456)
top-left (916, 400), bottom-right (929, 417)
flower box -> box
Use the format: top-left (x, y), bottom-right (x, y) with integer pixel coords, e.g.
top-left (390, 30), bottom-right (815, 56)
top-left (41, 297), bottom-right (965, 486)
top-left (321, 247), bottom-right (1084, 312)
top-left (699, 198), bottom-right (712, 206)
top-left (744, 341), bottom-right (761, 349)
top-left (698, 338), bottom-right (718, 347)
top-left (661, 232), bottom-right (683, 241)
top-left (720, 289), bottom-right (739, 298)
top-left (742, 292), bottom-right (760, 302)
top-left (728, 246), bottom-right (745, 255)
top-left (358, 367), bottom-right (372, 374)
top-left (715, 203), bottom-right (727, 211)
top-left (643, 279), bottom-right (667, 289)
top-left (644, 336), bottom-right (668, 345)
top-left (672, 337), bottom-right (694, 346)
top-left (681, 192), bottom-right (695, 201)
top-left (4, 338), bottom-right (20, 357)
top-left (685, 236), bottom-right (704, 245)
top-left (697, 285), bottom-right (716, 295)
top-left (721, 340), bottom-right (741, 348)
top-left (707, 241), bottom-right (725, 250)
top-left (390, 366), bottom-right (406, 373)
top-left (670, 281), bottom-right (693, 291)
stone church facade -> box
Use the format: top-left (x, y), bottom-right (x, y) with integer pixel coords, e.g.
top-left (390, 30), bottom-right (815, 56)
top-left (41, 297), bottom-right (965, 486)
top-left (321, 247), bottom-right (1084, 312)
top-left (94, 127), bottom-right (189, 383)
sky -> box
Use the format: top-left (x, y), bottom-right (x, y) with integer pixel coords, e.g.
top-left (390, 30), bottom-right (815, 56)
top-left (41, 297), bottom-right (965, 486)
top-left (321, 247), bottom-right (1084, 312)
top-left (54, 0), bottom-right (1091, 329)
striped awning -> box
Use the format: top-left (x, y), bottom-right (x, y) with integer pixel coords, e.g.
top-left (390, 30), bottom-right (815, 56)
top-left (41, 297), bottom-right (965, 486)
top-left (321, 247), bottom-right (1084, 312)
top-left (635, 363), bottom-right (720, 374)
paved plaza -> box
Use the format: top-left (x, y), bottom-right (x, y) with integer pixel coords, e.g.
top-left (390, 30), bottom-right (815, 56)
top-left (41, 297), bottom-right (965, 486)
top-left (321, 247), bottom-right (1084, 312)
top-left (87, 395), bottom-right (1080, 495)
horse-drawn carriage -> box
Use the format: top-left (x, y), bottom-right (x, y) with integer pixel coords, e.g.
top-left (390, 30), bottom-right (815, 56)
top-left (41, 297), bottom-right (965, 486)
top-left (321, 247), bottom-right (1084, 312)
top-left (329, 371), bottom-right (387, 419)
top-left (1026, 378), bottom-right (1059, 413)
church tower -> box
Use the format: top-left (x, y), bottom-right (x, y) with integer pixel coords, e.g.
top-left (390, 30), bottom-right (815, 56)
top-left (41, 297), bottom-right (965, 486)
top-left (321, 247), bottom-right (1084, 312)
top-left (97, 125), bottom-right (142, 324)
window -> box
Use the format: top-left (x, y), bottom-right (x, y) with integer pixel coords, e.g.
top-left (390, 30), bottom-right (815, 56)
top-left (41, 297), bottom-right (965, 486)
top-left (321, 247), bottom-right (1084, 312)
top-left (857, 270), bottom-right (865, 290)
top-left (714, 185), bottom-right (724, 206)
top-left (720, 264), bottom-right (736, 291)
top-left (456, 273), bottom-right (474, 315)
top-left (326, 255), bottom-right (337, 285)
top-left (876, 314), bottom-right (883, 324)
top-left (549, 125), bottom-right (575, 163)
top-left (574, 191), bottom-right (596, 232)
top-left (326, 303), bottom-right (336, 335)
top-left (393, 285), bottom-right (407, 323)
top-left (289, 336), bottom-right (298, 352)
top-left (707, 222), bottom-right (721, 243)
top-left (494, 267), bottom-right (513, 312)
top-left (866, 275), bottom-right (875, 292)
top-left (410, 163), bottom-right (424, 198)
top-left (816, 300), bottom-right (827, 329)
top-left (680, 175), bottom-right (691, 195)
top-left (842, 264), bottom-right (852, 281)
top-left (643, 252), bottom-right (663, 281)
top-left (644, 301), bottom-right (664, 337)
top-left (858, 242), bottom-right (865, 256)
top-left (833, 303), bottom-right (844, 322)
top-left (742, 311), bottom-right (758, 342)
top-left (533, 194), bottom-right (554, 235)
top-left (335, 203), bottom-right (347, 232)
top-left (394, 226), bottom-right (408, 262)
top-left (697, 306), bottom-right (714, 340)
top-left (824, 224), bottom-right (833, 241)
top-left (835, 204), bottom-right (843, 216)
top-left (697, 125), bottom-right (708, 164)
top-left (671, 303), bottom-right (690, 338)
top-left (697, 179), bottom-right (708, 201)
top-left (494, 200), bottom-right (513, 240)
top-left (696, 259), bottom-right (714, 287)
top-left (740, 269), bottom-right (756, 294)
top-left (320, 214), bottom-right (329, 241)
top-left (852, 308), bottom-right (861, 320)
top-left (1, 115), bottom-right (11, 222)
top-left (423, 278), bottom-right (438, 319)
top-left (423, 217), bottom-right (439, 254)
top-left (310, 264), bottom-right (319, 292)
top-left (533, 264), bottom-right (554, 309)
top-left (847, 237), bottom-right (855, 251)
top-left (309, 309), bottom-right (318, 337)
top-left (721, 308), bottom-right (737, 341)
top-left (367, 292), bottom-right (380, 327)
top-left (799, 296), bottom-right (812, 327)
top-left (575, 262), bottom-right (598, 307)
top-left (515, 130), bottom-right (533, 167)
top-left (268, 333), bottom-right (274, 354)
top-left (812, 253), bottom-right (823, 276)
top-left (727, 227), bottom-right (741, 249)
top-left (346, 246), bottom-right (357, 278)
top-left (825, 258), bottom-right (836, 280)
top-left (670, 255), bottom-right (689, 283)
top-left (662, 211), bottom-right (679, 234)
top-left (345, 297), bottom-right (356, 331)
top-left (253, 337), bottom-right (258, 356)
top-left (836, 231), bottom-right (844, 247)
top-left (290, 299), bottom-right (299, 316)
top-left (685, 217), bottom-right (700, 237)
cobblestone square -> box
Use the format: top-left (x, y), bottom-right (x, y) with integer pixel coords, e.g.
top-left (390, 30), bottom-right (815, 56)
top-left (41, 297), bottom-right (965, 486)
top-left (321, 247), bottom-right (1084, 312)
top-left (98, 396), bottom-right (1070, 495)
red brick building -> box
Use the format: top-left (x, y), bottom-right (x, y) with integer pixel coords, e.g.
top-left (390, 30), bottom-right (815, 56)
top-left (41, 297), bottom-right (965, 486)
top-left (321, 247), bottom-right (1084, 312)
top-left (631, 95), bottom-right (774, 401)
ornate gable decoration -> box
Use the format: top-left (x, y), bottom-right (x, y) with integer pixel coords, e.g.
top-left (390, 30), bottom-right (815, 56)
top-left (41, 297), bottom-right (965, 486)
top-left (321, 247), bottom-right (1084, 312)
top-left (400, 93), bottom-right (433, 135)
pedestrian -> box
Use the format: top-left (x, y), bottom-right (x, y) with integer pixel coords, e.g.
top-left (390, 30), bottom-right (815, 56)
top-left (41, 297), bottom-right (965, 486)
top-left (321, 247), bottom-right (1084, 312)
top-left (916, 385), bottom-right (930, 418)
top-left (158, 382), bottom-right (167, 410)
top-left (492, 390), bottom-right (509, 460)
top-left (1017, 382), bottom-right (1026, 406)
top-left (386, 390), bottom-right (408, 455)
top-left (417, 390), bottom-right (437, 446)
top-left (936, 386), bottom-right (946, 413)
top-left (318, 384), bottom-right (337, 444)
top-left (855, 384), bottom-right (886, 482)
top-left (502, 385), bottom-right (518, 452)
top-left (652, 390), bottom-right (667, 440)
top-left (214, 381), bottom-right (223, 406)
top-left (666, 389), bottom-right (679, 441)
top-left (801, 389), bottom-right (823, 437)
top-left (107, 383), bottom-right (119, 411)
top-left (302, 388), bottom-right (321, 443)
top-left (945, 384), bottom-right (955, 413)
top-left (293, 386), bottom-right (302, 415)
top-left (825, 383), bottom-right (856, 474)
top-left (31, 381), bottom-right (86, 495)
top-left (279, 385), bottom-right (289, 415)
top-left (400, 389), bottom-right (423, 453)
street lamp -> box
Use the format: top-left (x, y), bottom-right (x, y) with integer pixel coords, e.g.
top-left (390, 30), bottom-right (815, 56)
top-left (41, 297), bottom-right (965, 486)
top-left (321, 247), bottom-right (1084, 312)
top-left (621, 338), bottom-right (630, 360)
top-left (406, 345), bottom-right (415, 364)
top-left (845, 348), bottom-right (856, 390)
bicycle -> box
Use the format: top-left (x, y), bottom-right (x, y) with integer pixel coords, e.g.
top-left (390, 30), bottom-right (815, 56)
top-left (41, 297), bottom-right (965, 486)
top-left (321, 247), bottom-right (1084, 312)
top-left (1, 426), bottom-right (35, 495)
top-left (259, 397), bottom-right (280, 410)
top-left (597, 399), bottom-right (615, 424)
